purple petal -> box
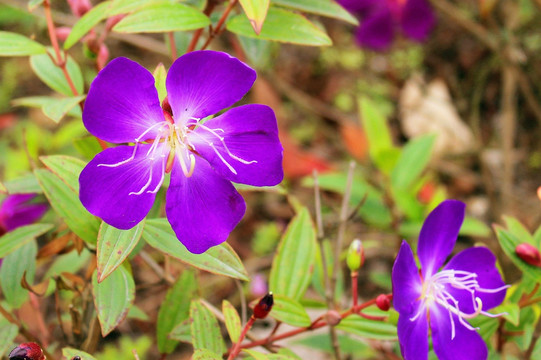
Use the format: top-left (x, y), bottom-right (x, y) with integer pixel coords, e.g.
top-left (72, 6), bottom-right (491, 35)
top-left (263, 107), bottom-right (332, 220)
top-left (418, 200), bottom-right (465, 278)
top-left (0, 194), bottom-right (47, 231)
top-left (83, 57), bottom-right (165, 144)
top-left (165, 156), bottom-right (246, 254)
top-left (443, 247), bottom-right (507, 313)
top-left (401, 0), bottom-right (436, 42)
top-left (337, 0), bottom-right (378, 14)
top-left (430, 306), bottom-right (488, 360)
top-left (189, 104), bottom-right (283, 186)
top-left (397, 307), bottom-right (429, 360)
top-left (392, 240), bottom-right (423, 315)
top-left (166, 51), bottom-right (256, 126)
top-left (355, 6), bottom-right (394, 51)
top-left (79, 144), bottom-right (166, 229)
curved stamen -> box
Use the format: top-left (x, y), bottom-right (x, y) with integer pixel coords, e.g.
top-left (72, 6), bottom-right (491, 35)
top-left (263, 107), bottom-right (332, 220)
top-left (194, 124), bottom-right (258, 165)
top-left (129, 165), bottom-right (154, 196)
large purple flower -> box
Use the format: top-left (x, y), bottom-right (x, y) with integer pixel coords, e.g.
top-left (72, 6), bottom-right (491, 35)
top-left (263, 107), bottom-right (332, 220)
top-left (0, 194), bottom-right (48, 236)
top-left (79, 51), bottom-right (283, 254)
top-left (338, 0), bottom-right (436, 51)
top-left (392, 200), bottom-right (508, 360)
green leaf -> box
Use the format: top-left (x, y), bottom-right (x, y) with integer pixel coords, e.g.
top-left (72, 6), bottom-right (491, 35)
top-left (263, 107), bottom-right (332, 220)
top-left (237, 35), bottom-right (274, 69)
top-left (193, 349), bottom-right (222, 360)
top-left (460, 216), bottom-right (491, 237)
top-left (273, 0), bottom-right (358, 25)
top-left (169, 319), bottom-right (191, 342)
top-left (0, 31), bottom-right (46, 56)
top-left (0, 322), bottom-right (18, 358)
top-left (157, 271), bottom-right (197, 354)
top-left (243, 349), bottom-right (268, 360)
top-left (13, 95), bottom-right (84, 123)
top-left (64, 1), bottom-right (112, 49)
top-left (44, 249), bottom-right (91, 279)
top-left (28, 0), bottom-right (45, 10)
top-left (390, 135), bottom-right (435, 191)
top-left (73, 136), bottom-right (102, 160)
top-left (0, 240), bottom-right (37, 308)
top-left (239, 0), bottom-right (270, 35)
top-left (190, 300), bottom-right (226, 355)
top-left (336, 314), bottom-right (397, 340)
top-left (503, 216), bottom-right (534, 244)
top-left (62, 348), bottom-right (98, 360)
top-left (223, 300), bottom-right (242, 342)
top-left (143, 218), bottom-right (249, 280)
top-left (34, 168), bottom-right (100, 245)
top-left (153, 63), bottom-right (167, 103)
top-left (0, 223), bottom-right (51, 258)
top-left (113, 3), bottom-right (210, 33)
top-left (1, 174), bottom-right (42, 194)
top-left (270, 294), bottom-right (311, 327)
top-left (107, 0), bottom-right (165, 15)
top-left (359, 96), bottom-right (398, 174)
top-left (227, 7), bottom-right (331, 46)
top-left (30, 52), bottom-right (84, 96)
top-left (494, 302), bottom-right (520, 326)
top-left (92, 265), bottom-right (135, 336)
top-left (269, 207), bottom-right (317, 300)
top-left (495, 227), bottom-right (541, 282)
top-left (96, 220), bottom-right (145, 282)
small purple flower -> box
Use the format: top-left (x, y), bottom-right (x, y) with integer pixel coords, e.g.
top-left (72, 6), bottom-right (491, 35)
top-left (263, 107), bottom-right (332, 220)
top-left (0, 194), bottom-right (48, 236)
top-left (392, 200), bottom-right (508, 360)
top-left (79, 51), bottom-right (283, 254)
top-left (338, 0), bottom-right (436, 51)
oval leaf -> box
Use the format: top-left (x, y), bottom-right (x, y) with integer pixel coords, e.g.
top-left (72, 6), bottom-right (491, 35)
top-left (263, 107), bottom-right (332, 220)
top-left (336, 314), bottom-right (397, 340)
top-left (97, 220), bottom-right (145, 282)
top-left (496, 226), bottom-right (541, 283)
top-left (0, 322), bottom-right (18, 358)
top-left (113, 3), bottom-right (210, 33)
top-left (390, 134), bottom-right (436, 191)
top-left (193, 349), bottom-right (222, 360)
top-left (142, 218), bottom-right (248, 281)
top-left (270, 294), bottom-right (311, 327)
top-left (13, 95), bottom-right (84, 123)
top-left (227, 7), bottom-right (331, 46)
top-left (273, 0), bottom-right (358, 25)
top-left (190, 300), bottom-right (226, 355)
top-left (0, 240), bottom-right (37, 308)
top-left (269, 207), bottom-right (316, 300)
top-left (30, 52), bottom-right (84, 96)
top-left (92, 265), bottom-right (135, 336)
top-left (0, 31), bottom-right (46, 56)
top-left (239, 0), bottom-right (270, 35)
top-left (0, 223), bottom-right (51, 258)
top-left (222, 300), bottom-right (241, 342)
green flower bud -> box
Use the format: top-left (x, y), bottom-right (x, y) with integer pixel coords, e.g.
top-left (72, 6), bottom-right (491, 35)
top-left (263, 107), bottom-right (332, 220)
top-left (347, 239), bottom-right (364, 272)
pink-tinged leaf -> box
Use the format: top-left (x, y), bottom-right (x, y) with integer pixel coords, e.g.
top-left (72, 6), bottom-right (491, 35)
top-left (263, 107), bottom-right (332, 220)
top-left (239, 0), bottom-right (270, 35)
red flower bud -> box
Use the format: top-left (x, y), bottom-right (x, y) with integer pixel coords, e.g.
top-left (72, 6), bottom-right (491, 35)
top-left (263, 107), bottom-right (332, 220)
top-left (96, 44), bottom-right (110, 71)
top-left (9, 342), bottom-right (45, 360)
top-left (67, 0), bottom-right (92, 17)
top-left (253, 292), bottom-right (274, 319)
top-left (516, 243), bottom-right (541, 267)
top-left (376, 294), bottom-right (391, 311)
top-left (55, 27), bottom-right (71, 42)
top-left (324, 310), bottom-right (342, 326)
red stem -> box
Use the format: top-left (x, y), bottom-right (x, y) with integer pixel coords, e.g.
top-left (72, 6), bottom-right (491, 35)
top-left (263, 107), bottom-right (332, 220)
top-left (200, 0), bottom-right (238, 50)
top-left (352, 271), bottom-right (358, 308)
top-left (168, 32), bottom-right (177, 60)
top-left (228, 316), bottom-right (256, 359)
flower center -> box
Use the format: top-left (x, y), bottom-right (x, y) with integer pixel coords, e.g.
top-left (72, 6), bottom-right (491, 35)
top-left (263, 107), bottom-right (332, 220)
top-left (410, 269), bottom-right (508, 339)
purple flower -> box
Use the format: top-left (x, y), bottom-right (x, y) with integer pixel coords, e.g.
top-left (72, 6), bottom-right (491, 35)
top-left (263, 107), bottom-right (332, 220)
top-left (392, 200), bottom-right (508, 360)
top-left (0, 194), bottom-right (48, 236)
top-left (79, 51), bottom-right (283, 254)
top-left (338, 0), bottom-right (436, 51)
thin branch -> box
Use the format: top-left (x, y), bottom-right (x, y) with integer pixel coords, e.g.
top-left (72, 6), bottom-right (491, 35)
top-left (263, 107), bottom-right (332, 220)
top-left (200, 0), bottom-right (238, 50)
top-left (167, 32), bottom-right (177, 60)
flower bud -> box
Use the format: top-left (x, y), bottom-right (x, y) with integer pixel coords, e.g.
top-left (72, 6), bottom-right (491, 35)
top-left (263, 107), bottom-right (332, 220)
top-left (253, 292), bottom-right (274, 319)
top-left (67, 0), bottom-right (92, 17)
top-left (516, 243), bottom-right (541, 267)
top-left (324, 310), bottom-right (341, 326)
top-left (347, 239), bottom-right (365, 272)
top-left (96, 44), bottom-right (110, 71)
top-left (55, 27), bottom-right (71, 42)
top-left (9, 342), bottom-right (45, 360)
top-left (376, 294), bottom-right (391, 311)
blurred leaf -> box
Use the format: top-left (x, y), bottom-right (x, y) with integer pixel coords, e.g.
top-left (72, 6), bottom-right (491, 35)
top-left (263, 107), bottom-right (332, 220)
top-left (469, 314), bottom-right (499, 342)
top-left (157, 270), bottom-right (197, 354)
top-left (460, 216), bottom-right (491, 237)
top-left (0, 322), bottom-right (17, 358)
top-left (34, 168), bottom-right (100, 245)
top-left (503, 216), bottom-right (534, 244)
top-left (252, 221), bottom-right (281, 256)
top-left (28, 0), bottom-right (45, 10)
top-left (223, 300), bottom-right (242, 342)
top-left (143, 218), bottom-right (249, 280)
top-left (494, 302), bottom-right (520, 326)
top-left (239, 0), bottom-right (270, 35)
top-left (168, 319), bottom-right (191, 342)
top-left (113, 3), bottom-right (210, 33)
top-left (44, 249), bottom-right (91, 279)
top-left (0, 31), bottom-right (46, 56)
top-left (336, 314), bottom-right (397, 340)
top-left (108, 0), bottom-right (167, 15)
top-left (0, 240), bottom-right (37, 308)
top-left (359, 96), bottom-right (398, 174)
top-left (390, 135), bottom-right (435, 191)
top-left (62, 348), bottom-right (98, 360)
top-left (13, 95), bottom-right (84, 123)
top-left (73, 136), bottom-right (102, 160)
top-left (193, 349), bottom-right (222, 360)
top-left (1, 174), bottom-right (42, 194)
top-left (190, 300), bottom-right (226, 355)
top-left (294, 333), bottom-right (375, 357)
top-left (243, 349), bottom-right (268, 360)
top-left (227, 7), bottom-right (331, 46)
top-left (128, 305), bottom-right (150, 321)
top-left (0, 223), bottom-right (51, 258)
top-left (237, 35), bottom-right (273, 69)
top-left (273, 0), bottom-right (358, 25)
top-left (269, 207), bottom-right (316, 300)
top-left (153, 63), bottom-right (167, 103)
top-left (495, 226), bottom-right (541, 283)
top-left (30, 52), bottom-right (84, 96)
top-left (92, 265), bottom-right (135, 336)
top-left (64, 1), bottom-right (112, 49)
top-left (270, 294), bottom-right (311, 327)
top-left (96, 220), bottom-right (144, 282)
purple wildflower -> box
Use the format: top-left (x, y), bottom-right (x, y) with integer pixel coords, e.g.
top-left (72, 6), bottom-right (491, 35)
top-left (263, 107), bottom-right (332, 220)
top-left (0, 194), bottom-right (48, 236)
top-left (392, 200), bottom-right (508, 360)
top-left (79, 51), bottom-right (283, 254)
top-left (338, 0), bottom-right (436, 51)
